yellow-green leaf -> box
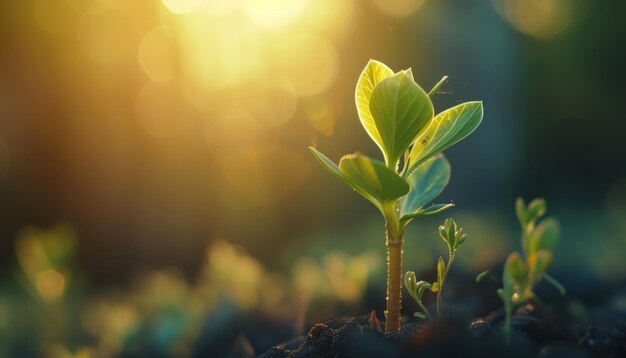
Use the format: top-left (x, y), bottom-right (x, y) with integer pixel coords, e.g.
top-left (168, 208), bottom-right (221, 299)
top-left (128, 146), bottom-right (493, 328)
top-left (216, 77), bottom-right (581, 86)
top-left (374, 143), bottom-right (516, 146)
top-left (338, 153), bottom-right (410, 210)
top-left (407, 101), bottom-right (483, 175)
top-left (529, 218), bottom-right (560, 255)
top-left (369, 70), bottom-right (433, 168)
top-left (355, 59), bottom-right (394, 155)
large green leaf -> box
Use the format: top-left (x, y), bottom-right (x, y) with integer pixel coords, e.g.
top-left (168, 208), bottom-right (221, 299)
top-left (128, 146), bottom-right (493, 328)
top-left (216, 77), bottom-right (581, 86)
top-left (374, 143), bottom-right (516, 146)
top-left (355, 60), bottom-right (394, 155)
top-left (309, 147), bottom-right (377, 206)
top-left (399, 154), bottom-right (451, 217)
top-left (369, 70), bottom-right (433, 168)
top-left (407, 101), bottom-right (483, 176)
top-left (338, 153), bottom-right (410, 209)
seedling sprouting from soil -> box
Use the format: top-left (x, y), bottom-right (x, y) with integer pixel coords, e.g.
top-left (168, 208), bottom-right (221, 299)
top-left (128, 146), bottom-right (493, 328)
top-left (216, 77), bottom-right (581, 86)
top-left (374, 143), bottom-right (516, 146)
top-left (497, 198), bottom-right (565, 340)
top-left (405, 218), bottom-right (469, 320)
top-left (310, 60), bottom-right (483, 332)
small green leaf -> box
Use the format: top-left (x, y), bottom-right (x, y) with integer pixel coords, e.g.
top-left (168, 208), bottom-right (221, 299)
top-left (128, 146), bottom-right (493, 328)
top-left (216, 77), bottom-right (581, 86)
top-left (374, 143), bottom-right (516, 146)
top-left (504, 252), bottom-right (526, 287)
top-left (413, 312), bottom-right (427, 319)
top-left (437, 256), bottom-right (445, 286)
top-left (515, 197), bottom-right (527, 226)
top-left (526, 198), bottom-right (547, 223)
top-left (544, 274), bottom-right (566, 296)
top-left (400, 203), bottom-right (454, 223)
top-left (475, 270), bottom-right (491, 283)
top-left (527, 250), bottom-right (553, 285)
top-left (431, 282), bottom-right (439, 292)
top-left (416, 281), bottom-right (433, 299)
top-left (407, 101), bottom-right (483, 175)
top-left (338, 153), bottom-right (410, 210)
top-left (355, 60), bottom-right (395, 154)
top-left (405, 271), bottom-right (418, 302)
top-left (369, 70), bottom-right (433, 168)
top-left (399, 154), bottom-right (451, 217)
top-left (528, 218), bottom-right (560, 255)
top-left (309, 147), bottom-right (377, 206)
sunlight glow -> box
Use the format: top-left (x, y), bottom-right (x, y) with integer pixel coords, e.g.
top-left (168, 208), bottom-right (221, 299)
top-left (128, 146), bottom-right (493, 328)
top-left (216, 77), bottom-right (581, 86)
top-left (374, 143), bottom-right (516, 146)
top-left (493, 0), bottom-right (574, 38)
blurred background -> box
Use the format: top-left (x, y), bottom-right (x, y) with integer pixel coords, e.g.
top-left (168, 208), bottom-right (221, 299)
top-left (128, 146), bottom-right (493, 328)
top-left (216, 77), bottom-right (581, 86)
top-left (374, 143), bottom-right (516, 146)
top-left (1, 0), bottom-right (626, 356)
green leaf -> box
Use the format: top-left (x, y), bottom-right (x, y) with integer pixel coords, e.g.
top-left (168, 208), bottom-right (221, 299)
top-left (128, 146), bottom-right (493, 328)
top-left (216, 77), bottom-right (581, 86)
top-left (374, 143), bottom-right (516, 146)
top-left (413, 312), bottom-right (427, 319)
top-left (369, 70), bottom-right (433, 168)
top-left (437, 256), bottom-right (445, 287)
top-left (527, 250), bottom-right (553, 285)
top-left (309, 147), bottom-right (378, 206)
top-left (504, 252), bottom-right (526, 288)
top-left (431, 282), bottom-right (439, 292)
top-left (405, 271), bottom-right (418, 302)
top-left (338, 153), bottom-right (410, 210)
top-left (528, 218), bottom-right (560, 255)
top-left (355, 59), bottom-right (394, 155)
top-left (475, 270), bottom-right (492, 283)
top-left (526, 198), bottom-right (547, 223)
top-left (544, 274), bottom-right (566, 296)
top-left (399, 154), bottom-right (451, 217)
top-left (515, 197), bottom-right (527, 226)
top-left (407, 101), bottom-right (483, 175)
top-left (400, 203), bottom-right (454, 223)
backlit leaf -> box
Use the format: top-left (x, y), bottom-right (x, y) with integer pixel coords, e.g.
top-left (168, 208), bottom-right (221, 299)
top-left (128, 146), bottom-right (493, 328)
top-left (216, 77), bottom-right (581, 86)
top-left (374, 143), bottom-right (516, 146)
top-left (309, 147), bottom-right (377, 207)
top-left (338, 153), bottom-right (410, 210)
top-left (355, 60), bottom-right (394, 155)
top-left (369, 70), bottom-right (433, 167)
top-left (399, 154), bottom-right (451, 217)
top-left (407, 101), bottom-right (483, 175)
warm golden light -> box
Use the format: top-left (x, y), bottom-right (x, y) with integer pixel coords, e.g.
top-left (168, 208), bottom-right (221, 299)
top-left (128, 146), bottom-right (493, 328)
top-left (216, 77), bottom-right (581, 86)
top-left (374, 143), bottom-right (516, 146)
top-left (493, 0), bottom-right (574, 38)
top-left (242, 0), bottom-right (309, 29)
top-left (36, 269), bottom-right (66, 302)
top-left (138, 27), bottom-right (176, 83)
top-left (370, 0), bottom-right (426, 17)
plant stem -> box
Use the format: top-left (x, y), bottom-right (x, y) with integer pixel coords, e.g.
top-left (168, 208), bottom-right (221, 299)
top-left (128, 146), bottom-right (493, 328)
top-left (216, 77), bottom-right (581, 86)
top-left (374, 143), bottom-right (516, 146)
top-left (428, 75), bottom-right (449, 97)
top-left (417, 300), bottom-right (432, 320)
top-left (385, 227), bottom-right (404, 333)
top-left (436, 252), bottom-right (455, 319)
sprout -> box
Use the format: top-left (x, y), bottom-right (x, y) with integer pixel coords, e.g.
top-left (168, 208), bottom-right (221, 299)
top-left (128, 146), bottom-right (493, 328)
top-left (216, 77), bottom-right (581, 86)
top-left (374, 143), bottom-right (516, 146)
top-left (310, 60), bottom-right (483, 332)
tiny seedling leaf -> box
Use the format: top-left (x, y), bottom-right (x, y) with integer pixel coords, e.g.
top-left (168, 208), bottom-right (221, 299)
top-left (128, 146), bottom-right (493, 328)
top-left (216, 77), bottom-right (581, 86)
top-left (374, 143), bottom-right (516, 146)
top-left (355, 60), bottom-right (395, 155)
top-left (515, 197), bottom-right (527, 226)
top-left (400, 203), bottom-right (455, 223)
top-left (369, 70), bottom-right (433, 167)
top-left (528, 218), bottom-right (560, 255)
top-left (339, 153), bottom-right (410, 209)
top-left (399, 154), bottom-right (451, 217)
top-left (413, 312), bottom-right (427, 319)
top-left (309, 147), bottom-right (378, 207)
top-left (527, 250), bottom-right (553, 286)
top-left (475, 269), bottom-right (491, 283)
top-left (504, 252), bottom-right (526, 288)
top-left (526, 198), bottom-right (547, 223)
top-left (437, 256), bottom-right (445, 287)
top-left (407, 101), bottom-right (483, 175)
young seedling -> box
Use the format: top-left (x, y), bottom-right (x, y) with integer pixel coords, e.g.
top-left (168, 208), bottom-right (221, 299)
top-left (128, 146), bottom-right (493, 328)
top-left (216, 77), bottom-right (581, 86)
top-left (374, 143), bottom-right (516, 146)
top-left (497, 198), bottom-right (564, 340)
top-left (310, 60), bottom-right (483, 332)
top-left (405, 218), bottom-right (469, 320)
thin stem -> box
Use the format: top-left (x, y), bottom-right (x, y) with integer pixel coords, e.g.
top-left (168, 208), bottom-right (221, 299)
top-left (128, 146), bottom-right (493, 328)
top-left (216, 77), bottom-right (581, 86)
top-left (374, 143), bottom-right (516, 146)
top-left (436, 251), bottom-right (455, 319)
top-left (428, 75), bottom-right (449, 98)
top-left (385, 228), bottom-right (404, 333)
top-left (417, 300), bottom-right (432, 320)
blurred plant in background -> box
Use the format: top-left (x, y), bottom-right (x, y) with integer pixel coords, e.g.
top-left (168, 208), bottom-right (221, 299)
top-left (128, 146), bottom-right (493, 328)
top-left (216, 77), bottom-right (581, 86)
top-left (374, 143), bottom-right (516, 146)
top-left (1, 228), bottom-right (382, 356)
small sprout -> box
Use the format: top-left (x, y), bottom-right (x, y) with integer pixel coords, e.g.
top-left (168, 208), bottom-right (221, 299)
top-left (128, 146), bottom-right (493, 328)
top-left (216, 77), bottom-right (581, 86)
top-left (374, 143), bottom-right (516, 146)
top-left (498, 198), bottom-right (565, 341)
top-left (404, 271), bottom-right (433, 320)
top-left (405, 218), bottom-right (469, 320)
top-left (310, 59), bottom-right (483, 332)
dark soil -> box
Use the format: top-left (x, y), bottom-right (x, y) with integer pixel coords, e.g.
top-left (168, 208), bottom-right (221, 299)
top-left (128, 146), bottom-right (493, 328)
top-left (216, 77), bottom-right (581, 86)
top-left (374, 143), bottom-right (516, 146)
top-left (256, 307), bottom-right (626, 358)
